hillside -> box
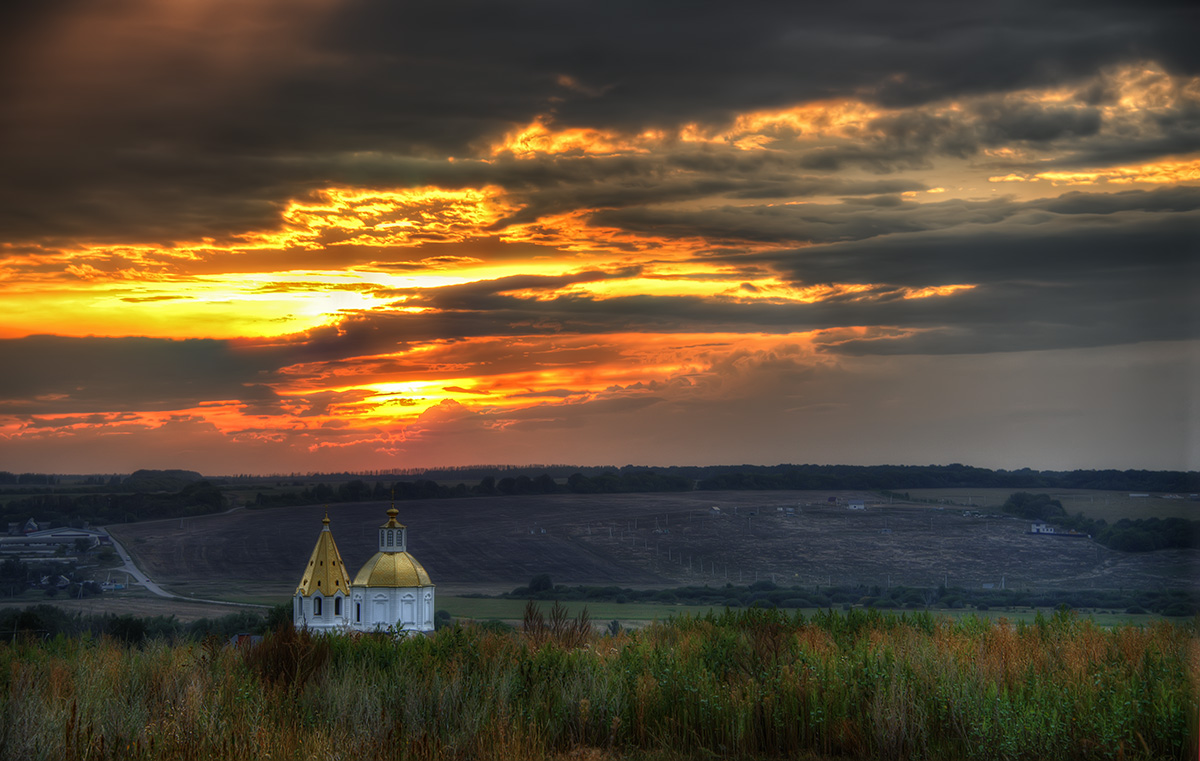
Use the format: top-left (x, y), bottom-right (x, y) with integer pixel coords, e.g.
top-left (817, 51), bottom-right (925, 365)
top-left (108, 491), bottom-right (1200, 604)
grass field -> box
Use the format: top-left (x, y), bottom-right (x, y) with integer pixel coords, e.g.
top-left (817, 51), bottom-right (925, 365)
top-left (1, 608), bottom-right (1194, 761)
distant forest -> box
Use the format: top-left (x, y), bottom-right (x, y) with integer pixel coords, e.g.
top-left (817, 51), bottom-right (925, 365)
top-left (2, 464), bottom-right (1196, 548)
top-left (312, 463), bottom-right (1200, 493)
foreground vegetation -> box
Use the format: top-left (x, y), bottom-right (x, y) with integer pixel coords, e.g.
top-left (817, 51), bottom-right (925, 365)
top-left (0, 607), bottom-right (1194, 760)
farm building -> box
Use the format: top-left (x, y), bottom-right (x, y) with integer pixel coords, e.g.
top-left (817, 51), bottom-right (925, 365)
top-left (1028, 523), bottom-right (1089, 538)
top-left (0, 526), bottom-right (107, 557)
top-left (293, 507), bottom-right (435, 634)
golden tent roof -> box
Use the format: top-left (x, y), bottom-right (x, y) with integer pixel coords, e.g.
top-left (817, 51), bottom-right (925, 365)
top-left (295, 515), bottom-right (352, 597)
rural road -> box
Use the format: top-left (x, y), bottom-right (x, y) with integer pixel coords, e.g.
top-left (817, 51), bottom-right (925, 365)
top-left (101, 526), bottom-right (266, 609)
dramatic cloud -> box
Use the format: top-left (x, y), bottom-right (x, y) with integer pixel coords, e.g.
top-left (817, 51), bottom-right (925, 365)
top-left (1, 1), bottom-right (1196, 473)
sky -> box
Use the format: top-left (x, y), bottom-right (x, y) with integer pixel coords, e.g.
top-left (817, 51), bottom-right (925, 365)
top-left (1, 0), bottom-right (1197, 476)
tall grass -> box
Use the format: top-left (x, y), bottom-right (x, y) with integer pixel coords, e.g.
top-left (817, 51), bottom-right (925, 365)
top-left (0, 608), bottom-right (1194, 760)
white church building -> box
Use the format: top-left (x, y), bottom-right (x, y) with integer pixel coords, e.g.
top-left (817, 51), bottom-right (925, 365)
top-left (293, 506), bottom-right (435, 633)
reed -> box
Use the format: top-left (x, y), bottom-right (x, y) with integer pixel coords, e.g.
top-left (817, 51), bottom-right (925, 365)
top-left (0, 608), bottom-right (1193, 760)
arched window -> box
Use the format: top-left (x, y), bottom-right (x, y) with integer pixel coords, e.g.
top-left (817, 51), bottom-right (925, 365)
top-left (334, 597), bottom-right (342, 616)
top-left (314, 597), bottom-right (323, 616)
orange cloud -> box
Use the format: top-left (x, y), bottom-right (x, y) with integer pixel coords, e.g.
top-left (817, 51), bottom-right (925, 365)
top-left (492, 117), bottom-right (662, 158)
top-left (268, 186), bottom-right (518, 248)
top-left (491, 99), bottom-right (885, 158)
top-left (989, 158), bottom-right (1200, 186)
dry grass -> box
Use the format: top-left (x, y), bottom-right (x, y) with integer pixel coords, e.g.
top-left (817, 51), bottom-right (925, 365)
top-left (1, 608), bottom-right (1193, 761)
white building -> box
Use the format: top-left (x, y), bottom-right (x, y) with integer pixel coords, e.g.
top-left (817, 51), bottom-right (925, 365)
top-left (293, 507), bottom-right (436, 634)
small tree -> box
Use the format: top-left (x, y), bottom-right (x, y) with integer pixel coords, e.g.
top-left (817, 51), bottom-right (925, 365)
top-left (528, 574), bottom-right (553, 594)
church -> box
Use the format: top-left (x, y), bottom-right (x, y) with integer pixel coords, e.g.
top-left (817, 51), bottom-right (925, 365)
top-left (293, 506), bottom-right (436, 633)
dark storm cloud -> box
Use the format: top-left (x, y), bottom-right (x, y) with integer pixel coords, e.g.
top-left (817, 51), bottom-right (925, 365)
top-left (267, 203), bottom-right (1197, 356)
top-left (0, 336), bottom-right (278, 414)
top-left (592, 187), bottom-right (1200, 247)
top-left (1, 0), bottom-right (1195, 243)
top-left (752, 210), bottom-right (1199, 289)
top-left (367, 201), bottom-right (1199, 353)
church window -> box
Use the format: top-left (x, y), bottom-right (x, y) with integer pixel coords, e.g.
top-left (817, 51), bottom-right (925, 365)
top-left (386, 531), bottom-right (394, 547)
top-left (355, 603), bottom-right (361, 623)
top-left (314, 597), bottom-right (323, 616)
top-left (334, 597), bottom-right (342, 616)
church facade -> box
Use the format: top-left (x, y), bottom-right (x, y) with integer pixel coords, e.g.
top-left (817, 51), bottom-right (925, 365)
top-left (293, 506), bottom-right (436, 633)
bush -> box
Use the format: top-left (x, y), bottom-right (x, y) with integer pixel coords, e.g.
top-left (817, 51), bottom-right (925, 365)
top-left (1160, 602), bottom-right (1197, 617)
top-left (242, 622), bottom-right (330, 690)
top-left (528, 574), bottom-right (553, 593)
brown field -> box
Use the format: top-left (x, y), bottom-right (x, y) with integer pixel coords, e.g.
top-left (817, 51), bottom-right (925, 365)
top-left (108, 490), bottom-right (1200, 604)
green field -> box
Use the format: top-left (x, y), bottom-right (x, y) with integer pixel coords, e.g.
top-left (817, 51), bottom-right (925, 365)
top-left (439, 596), bottom-right (725, 624)
top-left (435, 596), bottom-right (1177, 629)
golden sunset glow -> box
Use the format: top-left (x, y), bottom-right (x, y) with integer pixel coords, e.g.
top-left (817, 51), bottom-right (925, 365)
top-left (1030, 159), bottom-right (1200, 186)
top-left (493, 118), bottom-right (660, 158)
top-left (271, 186), bottom-right (518, 248)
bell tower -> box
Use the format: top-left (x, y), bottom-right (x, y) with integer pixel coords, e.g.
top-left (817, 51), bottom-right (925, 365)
top-left (378, 506), bottom-right (407, 552)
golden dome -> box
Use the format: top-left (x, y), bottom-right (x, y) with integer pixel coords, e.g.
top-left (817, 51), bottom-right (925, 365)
top-left (382, 506), bottom-right (405, 529)
top-left (352, 551), bottom-right (433, 588)
top-left (295, 514), bottom-right (352, 597)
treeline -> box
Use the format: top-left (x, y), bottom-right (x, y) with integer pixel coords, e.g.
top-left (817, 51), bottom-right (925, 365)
top-left (253, 470), bottom-right (693, 507)
top-left (505, 576), bottom-right (1200, 617)
top-left (694, 463), bottom-right (1200, 492)
top-left (1000, 492), bottom-right (1200, 552)
top-left (5, 464), bottom-right (1196, 531)
top-left (254, 479), bottom-right (466, 507)
top-left (334, 463), bottom-right (1199, 492)
top-left (0, 472), bottom-right (60, 485)
top-left (0, 603), bottom-right (288, 644)
top-left (8, 464), bottom-right (1199, 494)
top-left (254, 463), bottom-right (1198, 509)
top-left (0, 479), bottom-right (225, 529)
